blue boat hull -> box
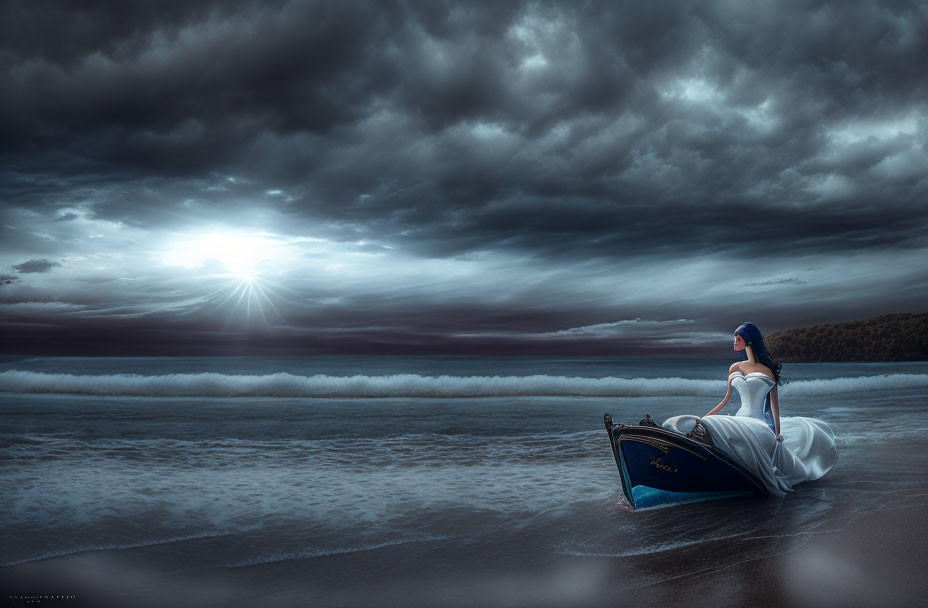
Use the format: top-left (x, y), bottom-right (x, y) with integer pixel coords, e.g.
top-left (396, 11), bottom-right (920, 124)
top-left (604, 414), bottom-right (767, 509)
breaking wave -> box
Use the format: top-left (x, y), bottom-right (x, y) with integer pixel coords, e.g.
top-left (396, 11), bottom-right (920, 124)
top-left (1, 370), bottom-right (926, 398)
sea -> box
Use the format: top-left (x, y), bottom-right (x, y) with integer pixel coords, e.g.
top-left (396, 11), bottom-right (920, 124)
top-left (2, 356), bottom-right (927, 607)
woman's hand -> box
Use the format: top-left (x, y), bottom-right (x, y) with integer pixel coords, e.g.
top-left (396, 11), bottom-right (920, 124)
top-left (776, 434), bottom-right (783, 442)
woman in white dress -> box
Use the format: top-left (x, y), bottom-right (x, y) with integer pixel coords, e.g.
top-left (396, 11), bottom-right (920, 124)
top-left (663, 322), bottom-right (838, 498)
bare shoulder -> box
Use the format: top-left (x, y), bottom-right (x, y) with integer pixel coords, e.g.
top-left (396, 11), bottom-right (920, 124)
top-left (741, 362), bottom-right (775, 379)
top-left (729, 362), bottom-right (742, 373)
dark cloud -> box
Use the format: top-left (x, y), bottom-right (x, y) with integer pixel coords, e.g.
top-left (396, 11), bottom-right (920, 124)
top-left (12, 258), bottom-right (60, 273)
top-left (1, 0), bottom-right (926, 354)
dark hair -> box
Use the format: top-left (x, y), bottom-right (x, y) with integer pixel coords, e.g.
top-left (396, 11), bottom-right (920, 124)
top-left (735, 322), bottom-right (783, 431)
top-left (734, 322), bottom-right (782, 385)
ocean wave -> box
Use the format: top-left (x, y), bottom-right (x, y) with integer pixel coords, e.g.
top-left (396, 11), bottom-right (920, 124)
top-left (0, 370), bottom-right (925, 398)
top-left (783, 374), bottom-right (928, 396)
top-left (834, 428), bottom-right (928, 447)
top-left (0, 370), bottom-right (720, 398)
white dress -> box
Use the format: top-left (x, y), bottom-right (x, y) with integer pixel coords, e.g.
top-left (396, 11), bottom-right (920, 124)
top-left (662, 371), bottom-right (838, 498)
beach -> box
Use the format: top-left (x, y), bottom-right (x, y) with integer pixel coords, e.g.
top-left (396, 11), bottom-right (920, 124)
top-left (6, 502), bottom-right (927, 607)
top-left (2, 356), bottom-right (927, 607)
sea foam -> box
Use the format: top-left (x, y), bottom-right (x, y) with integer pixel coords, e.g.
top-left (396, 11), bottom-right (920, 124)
top-left (1, 370), bottom-right (926, 398)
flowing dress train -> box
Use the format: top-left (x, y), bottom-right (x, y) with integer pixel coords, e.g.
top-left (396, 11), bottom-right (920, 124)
top-left (662, 371), bottom-right (838, 497)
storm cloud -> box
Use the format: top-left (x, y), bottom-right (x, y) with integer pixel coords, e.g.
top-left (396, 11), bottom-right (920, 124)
top-left (1, 0), bottom-right (926, 354)
top-left (11, 258), bottom-right (60, 273)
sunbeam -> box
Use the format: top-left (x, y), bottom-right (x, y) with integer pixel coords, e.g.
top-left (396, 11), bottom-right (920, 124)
top-left (206, 278), bottom-right (288, 330)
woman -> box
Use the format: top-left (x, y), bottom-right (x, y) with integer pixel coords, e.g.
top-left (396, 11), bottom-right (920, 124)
top-left (705, 322), bottom-right (782, 438)
top-left (663, 322), bottom-right (838, 498)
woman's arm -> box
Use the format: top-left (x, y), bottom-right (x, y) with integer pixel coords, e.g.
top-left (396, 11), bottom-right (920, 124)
top-left (704, 377), bottom-right (733, 416)
top-left (770, 385), bottom-right (782, 441)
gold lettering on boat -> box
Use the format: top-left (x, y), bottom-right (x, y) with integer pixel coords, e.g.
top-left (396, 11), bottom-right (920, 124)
top-left (649, 457), bottom-right (679, 473)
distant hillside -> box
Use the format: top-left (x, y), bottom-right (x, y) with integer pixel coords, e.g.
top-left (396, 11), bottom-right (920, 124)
top-left (765, 313), bottom-right (928, 362)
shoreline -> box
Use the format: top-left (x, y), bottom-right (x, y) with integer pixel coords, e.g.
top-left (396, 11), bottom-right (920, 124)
top-left (4, 503), bottom-right (926, 608)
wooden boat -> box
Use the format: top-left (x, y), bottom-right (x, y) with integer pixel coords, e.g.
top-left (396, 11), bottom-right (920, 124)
top-left (603, 413), bottom-right (767, 509)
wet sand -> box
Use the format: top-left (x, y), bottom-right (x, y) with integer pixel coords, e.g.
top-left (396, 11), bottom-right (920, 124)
top-left (618, 502), bottom-right (928, 607)
top-left (4, 502), bottom-right (927, 608)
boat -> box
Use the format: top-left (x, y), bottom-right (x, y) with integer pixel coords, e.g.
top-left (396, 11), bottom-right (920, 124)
top-left (603, 413), bottom-right (768, 509)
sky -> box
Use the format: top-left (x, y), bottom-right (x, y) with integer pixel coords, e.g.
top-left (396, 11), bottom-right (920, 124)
top-left (1, 0), bottom-right (926, 356)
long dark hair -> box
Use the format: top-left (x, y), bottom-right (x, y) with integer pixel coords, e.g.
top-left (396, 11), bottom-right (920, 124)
top-left (735, 322), bottom-right (782, 385)
top-left (735, 322), bottom-right (782, 431)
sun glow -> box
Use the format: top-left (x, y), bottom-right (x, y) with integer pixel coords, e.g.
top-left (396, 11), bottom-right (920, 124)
top-left (159, 231), bottom-right (303, 329)
top-left (161, 233), bottom-right (278, 281)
